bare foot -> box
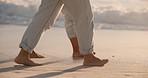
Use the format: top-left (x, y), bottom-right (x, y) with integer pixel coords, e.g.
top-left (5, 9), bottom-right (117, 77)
top-left (83, 53), bottom-right (108, 66)
top-left (30, 50), bottom-right (45, 58)
top-left (15, 57), bottom-right (42, 66)
top-left (14, 49), bottom-right (42, 66)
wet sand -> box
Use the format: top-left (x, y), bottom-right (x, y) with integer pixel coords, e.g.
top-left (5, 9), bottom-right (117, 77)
top-left (0, 24), bottom-right (148, 78)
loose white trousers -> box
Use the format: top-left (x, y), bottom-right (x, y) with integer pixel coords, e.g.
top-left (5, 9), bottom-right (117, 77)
top-left (19, 0), bottom-right (94, 55)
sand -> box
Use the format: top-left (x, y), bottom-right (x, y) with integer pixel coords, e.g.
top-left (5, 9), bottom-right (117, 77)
top-left (0, 24), bottom-right (148, 78)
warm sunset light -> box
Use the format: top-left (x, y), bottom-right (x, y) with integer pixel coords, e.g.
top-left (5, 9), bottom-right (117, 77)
top-left (0, 0), bottom-right (148, 78)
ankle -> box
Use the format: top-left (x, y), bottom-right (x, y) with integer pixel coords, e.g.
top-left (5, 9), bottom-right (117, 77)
top-left (17, 49), bottom-right (30, 58)
top-left (84, 53), bottom-right (94, 60)
top-left (73, 49), bottom-right (81, 54)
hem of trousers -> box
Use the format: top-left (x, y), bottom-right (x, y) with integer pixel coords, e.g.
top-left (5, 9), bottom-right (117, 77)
top-left (19, 43), bottom-right (33, 53)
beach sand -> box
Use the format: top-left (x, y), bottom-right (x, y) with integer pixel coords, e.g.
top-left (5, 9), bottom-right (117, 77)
top-left (0, 24), bottom-right (148, 78)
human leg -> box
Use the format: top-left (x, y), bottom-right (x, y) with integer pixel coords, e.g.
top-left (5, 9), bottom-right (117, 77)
top-left (62, 7), bottom-right (83, 59)
top-left (15, 0), bottom-right (64, 66)
top-left (62, 0), bottom-right (108, 66)
top-left (63, 0), bottom-right (94, 55)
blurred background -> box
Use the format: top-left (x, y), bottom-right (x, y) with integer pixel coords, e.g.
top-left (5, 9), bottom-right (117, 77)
top-left (0, 0), bottom-right (148, 30)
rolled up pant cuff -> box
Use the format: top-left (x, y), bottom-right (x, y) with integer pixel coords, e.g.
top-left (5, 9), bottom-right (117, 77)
top-left (19, 43), bottom-right (33, 53)
top-left (80, 47), bottom-right (93, 55)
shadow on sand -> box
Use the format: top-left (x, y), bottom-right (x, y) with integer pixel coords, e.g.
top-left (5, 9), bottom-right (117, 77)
top-left (0, 58), bottom-right (66, 73)
top-left (26, 65), bottom-right (92, 78)
top-left (0, 57), bottom-right (103, 78)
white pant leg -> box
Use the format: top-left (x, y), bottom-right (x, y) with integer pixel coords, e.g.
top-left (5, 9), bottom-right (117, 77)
top-left (19, 0), bottom-right (64, 53)
top-left (62, 7), bottom-right (76, 38)
top-left (62, 0), bottom-right (94, 55)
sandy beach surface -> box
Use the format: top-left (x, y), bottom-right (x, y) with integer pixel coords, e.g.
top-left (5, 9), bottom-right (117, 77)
top-left (0, 24), bottom-right (148, 78)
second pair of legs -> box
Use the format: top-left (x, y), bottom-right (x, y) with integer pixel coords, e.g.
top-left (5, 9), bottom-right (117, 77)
top-left (15, 37), bottom-right (108, 66)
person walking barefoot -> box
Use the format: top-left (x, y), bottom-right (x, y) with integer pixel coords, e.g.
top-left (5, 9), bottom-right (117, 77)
top-left (15, 0), bottom-right (108, 66)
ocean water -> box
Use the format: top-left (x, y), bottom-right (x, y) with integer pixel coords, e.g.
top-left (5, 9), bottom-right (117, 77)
top-left (0, 0), bottom-right (148, 30)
